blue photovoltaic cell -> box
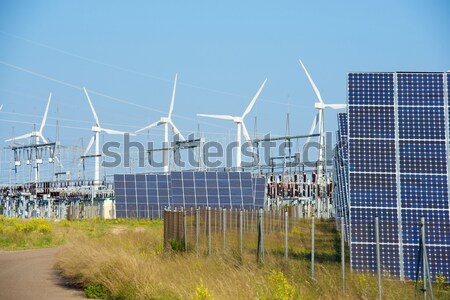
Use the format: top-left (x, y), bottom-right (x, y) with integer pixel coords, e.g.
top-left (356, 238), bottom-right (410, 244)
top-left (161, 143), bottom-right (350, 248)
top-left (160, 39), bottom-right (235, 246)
top-left (342, 72), bottom-right (450, 281)
top-left (252, 178), bottom-right (266, 208)
top-left (114, 172), bottom-right (266, 217)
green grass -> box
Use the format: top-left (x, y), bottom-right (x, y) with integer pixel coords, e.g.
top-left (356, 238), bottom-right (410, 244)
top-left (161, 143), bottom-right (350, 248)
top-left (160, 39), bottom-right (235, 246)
top-left (54, 218), bottom-right (442, 300)
top-left (2, 216), bottom-right (448, 299)
top-left (0, 216), bottom-right (160, 250)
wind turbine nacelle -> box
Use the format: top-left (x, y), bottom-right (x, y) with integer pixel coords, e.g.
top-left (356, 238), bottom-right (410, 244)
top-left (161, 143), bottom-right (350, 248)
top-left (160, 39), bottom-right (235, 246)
top-left (15, 161), bottom-right (21, 166)
top-left (160, 117), bottom-right (169, 123)
top-left (92, 126), bottom-right (102, 132)
top-left (26, 160), bottom-right (32, 165)
top-left (36, 159), bottom-right (43, 164)
top-left (314, 102), bottom-right (325, 109)
top-left (233, 117), bottom-right (243, 123)
top-left (48, 158), bottom-right (54, 163)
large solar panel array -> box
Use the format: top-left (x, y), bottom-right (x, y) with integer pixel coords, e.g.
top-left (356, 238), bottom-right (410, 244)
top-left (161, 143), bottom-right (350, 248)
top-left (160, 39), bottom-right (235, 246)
top-left (114, 174), bottom-right (171, 219)
top-left (333, 112), bottom-right (349, 240)
top-left (114, 171), bottom-right (266, 218)
top-left (337, 72), bottom-right (450, 281)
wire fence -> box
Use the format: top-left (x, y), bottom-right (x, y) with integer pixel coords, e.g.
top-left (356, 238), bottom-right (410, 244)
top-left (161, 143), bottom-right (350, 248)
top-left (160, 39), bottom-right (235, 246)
top-left (163, 205), bottom-right (317, 264)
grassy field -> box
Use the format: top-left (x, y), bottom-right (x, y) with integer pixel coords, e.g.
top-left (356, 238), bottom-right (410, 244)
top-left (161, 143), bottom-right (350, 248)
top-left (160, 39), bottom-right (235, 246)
top-left (1, 216), bottom-right (448, 299)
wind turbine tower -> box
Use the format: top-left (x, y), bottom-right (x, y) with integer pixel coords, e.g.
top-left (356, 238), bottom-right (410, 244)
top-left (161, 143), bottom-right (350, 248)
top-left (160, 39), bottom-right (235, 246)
top-left (136, 74), bottom-right (185, 173)
top-left (82, 88), bottom-right (135, 187)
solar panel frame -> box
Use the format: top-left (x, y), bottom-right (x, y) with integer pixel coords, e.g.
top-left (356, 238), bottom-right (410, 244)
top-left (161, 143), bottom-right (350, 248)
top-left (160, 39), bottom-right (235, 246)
top-left (346, 72), bottom-right (450, 281)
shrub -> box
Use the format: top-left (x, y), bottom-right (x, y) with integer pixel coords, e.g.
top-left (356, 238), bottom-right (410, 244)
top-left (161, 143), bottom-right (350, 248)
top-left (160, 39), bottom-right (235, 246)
top-left (38, 224), bottom-right (52, 233)
top-left (85, 283), bottom-right (109, 299)
top-left (169, 238), bottom-right (185, 252)
top-left (266, 271), bottom-right (296, 300)
top-left (194, 278), bottom-right (214, 300)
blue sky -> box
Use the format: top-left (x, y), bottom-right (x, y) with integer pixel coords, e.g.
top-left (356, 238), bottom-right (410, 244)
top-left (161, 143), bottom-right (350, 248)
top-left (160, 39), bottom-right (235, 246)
top-left (0, 0), bottom-right (449, 182)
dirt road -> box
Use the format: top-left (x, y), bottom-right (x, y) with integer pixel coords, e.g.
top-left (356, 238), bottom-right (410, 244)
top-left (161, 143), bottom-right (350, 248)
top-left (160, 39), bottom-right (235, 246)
top-left (0, 248), bottom-right (86, 300)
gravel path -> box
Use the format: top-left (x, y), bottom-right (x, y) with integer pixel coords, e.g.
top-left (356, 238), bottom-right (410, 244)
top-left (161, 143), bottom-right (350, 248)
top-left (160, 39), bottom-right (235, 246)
top-left (0, 248), bottom-right (86, 300)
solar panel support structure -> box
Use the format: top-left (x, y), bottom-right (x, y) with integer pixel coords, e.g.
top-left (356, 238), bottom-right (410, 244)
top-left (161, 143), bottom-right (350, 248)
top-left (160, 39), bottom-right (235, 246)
top-left (375, 217), bottom-right (382, 300)
top-left (195, 208), bottom-right (199, 257)
top-left (420, 217), bottom-right (435, 300)
top-left (183, 210), bottom-right (187, 252)
top-left (207, 207), bottom-right (211, 256)
top-left (311, 215), bottom-right (315, 280)
top-left (285, 211), bottom-right (288, 267)
top-left (223, 208), bottom-right (227, 253)
top-left (393, 72), bottom-right (405, 281)
top-left (341, 216), bottom-right (346, 294)
top-left (239, 209), bottom-right (243, 257)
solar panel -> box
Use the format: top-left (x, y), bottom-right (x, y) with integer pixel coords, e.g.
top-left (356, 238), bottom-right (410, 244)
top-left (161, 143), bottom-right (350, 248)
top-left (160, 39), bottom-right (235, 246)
top-left (252, 178), bottom-right (266, 208)
top-left (345, 72), bottom-right (450, 281)
top-left (333, 113), bottom-right (350, 239)
top-left (114, 171), bottom-right (266, 216)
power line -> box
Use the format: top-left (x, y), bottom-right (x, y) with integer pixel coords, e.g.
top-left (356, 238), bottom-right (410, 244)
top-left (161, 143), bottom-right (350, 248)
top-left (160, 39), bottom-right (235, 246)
top-left (0, 30), bottom-right (307, 109)
top-left (0, 60), bottom-right (231, 130)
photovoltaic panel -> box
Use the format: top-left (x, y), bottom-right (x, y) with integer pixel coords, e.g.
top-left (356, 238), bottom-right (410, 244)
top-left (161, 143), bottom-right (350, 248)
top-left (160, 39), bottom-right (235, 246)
top-left (345, 72), bottom-right (450, 281)
top-left (114, 172), bottom-right (265, 217)
top-left (253, 177), bottom-right (266, 208)
top-left (333, 112), bottom-right (350, 240)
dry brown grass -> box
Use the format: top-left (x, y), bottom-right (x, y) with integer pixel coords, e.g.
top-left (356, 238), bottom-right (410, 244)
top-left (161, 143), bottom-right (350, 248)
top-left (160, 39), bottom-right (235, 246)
top-left (54, 218), bottom-right (424, 300)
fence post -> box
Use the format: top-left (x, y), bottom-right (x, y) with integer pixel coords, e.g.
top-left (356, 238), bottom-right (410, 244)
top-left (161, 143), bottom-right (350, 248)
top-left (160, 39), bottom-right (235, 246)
top-left (285, 210), bottom-right (289, 267)
top-left (183, 210), bottom-right (187, 252)
top-left (257, 208), bottom-right (265, 264)
top-left (341, 216), bottom-right (346, 294)
top-left (251, 209), bottom-right (254, 233)
top-left (214, 207), bottom-right (217, 235)
top-left (219, 207), bottom-right (222, 232)
top-left (230, 208), bottom-right (232, 232)
top-left (311, 215), bottom-right (315, 280)
top-left (196, 207), bottom-right (199, 257)
top-left (163, 209), bottom-right (168, 248)
top-left (208, 207), bottom-right (211, 256)
top-left (190, 207), bottom-right (193, 235)
top-left (278, 209), bottom-right (281, 232)
top-left (223, 208), bottom-right (227, 253)
top-left (240, 209), bottom-right (243, 257)
top-left (375, 217), bottom-right (382, 300)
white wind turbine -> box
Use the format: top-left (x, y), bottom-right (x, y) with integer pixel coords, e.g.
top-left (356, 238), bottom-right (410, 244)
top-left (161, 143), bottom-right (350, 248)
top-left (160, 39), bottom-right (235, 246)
top-left (299, 60), bottom-right (346, 185)
top-left (5, 94), bottom-right (52, 182)
top-left (82, 87), bottom-right (136, 186)
top-left (197, 79), bottom-right (267, 171)
top-left (135, 74), bottom-right (185, 173)
top-left (5, 93), bottom-right (52, 144)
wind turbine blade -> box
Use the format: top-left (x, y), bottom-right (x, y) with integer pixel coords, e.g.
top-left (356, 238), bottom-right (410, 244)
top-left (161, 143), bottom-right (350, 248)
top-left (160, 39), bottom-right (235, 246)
top-left (5, 132), bottom-right (33, 142)
top-left (324, 103), bottom-right (347, 109)
top-left (79, 135), bottom-right (95, 166)
top-left (83, 135), bottom-right (95, 157)
top-left (169, 120), bottom-right (186, 141)
top-left (241, 122), bottom-right (259, 164)
top-left (241, 122), bottom-right (253, 148)
top-left (39, 93), bottom-right (52, 133)
top-left (242, 78), bottom-right (267, 119)
top-left (299, 60), bottom-right (324, 104)
top-left (197, 114), bottom-right (234, 121)
top-left (305, 113), bottom-right (318, 146)
top-left (135, 120), bottom-right (162, 133)
top-left (0, 104), bottom-right (3, 111)
top-left (168, 73), bottom-right (177, 120)
top-left (83, 87), bottom-right (101, 127)
top-left (38, 133), bottom-right (49, 144)
top-left (101, 128), bottom-right (136, 136)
